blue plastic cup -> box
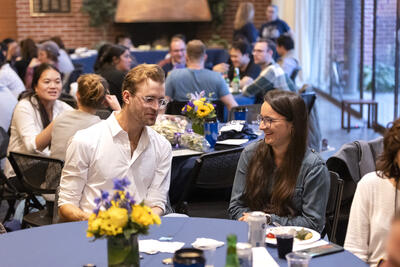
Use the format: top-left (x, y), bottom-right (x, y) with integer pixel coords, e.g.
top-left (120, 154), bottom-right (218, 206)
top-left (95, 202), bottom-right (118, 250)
top-left (234, 107), bottom-right (248, 121)
top-left (204, 121), bottom-right (219, 148)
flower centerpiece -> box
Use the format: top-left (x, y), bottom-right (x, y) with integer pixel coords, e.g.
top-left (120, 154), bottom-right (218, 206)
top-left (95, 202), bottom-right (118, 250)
top-left (181, 91), bottom-right (216, 135)
top-left (87, 178), bottom-right (161, 267)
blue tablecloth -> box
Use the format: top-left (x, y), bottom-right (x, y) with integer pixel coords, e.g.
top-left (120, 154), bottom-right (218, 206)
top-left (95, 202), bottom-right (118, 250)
top-left (0, 217), bottom-right (367, 267)
top-left (72, 49), bottom-right (229, 74)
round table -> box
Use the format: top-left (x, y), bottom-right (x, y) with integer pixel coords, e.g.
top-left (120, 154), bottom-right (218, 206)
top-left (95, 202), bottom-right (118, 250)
top-left (0, 217), bottom-right (367, 267)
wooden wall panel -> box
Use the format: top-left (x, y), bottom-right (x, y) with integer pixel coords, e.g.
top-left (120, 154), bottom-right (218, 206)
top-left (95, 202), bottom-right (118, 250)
top-left (0, 0), bottom-right (17, 41)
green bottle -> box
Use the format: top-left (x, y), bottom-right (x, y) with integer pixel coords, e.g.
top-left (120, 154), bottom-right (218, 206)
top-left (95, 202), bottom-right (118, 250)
top-left (225, 234), bottom-right (240, 267)
top-left (232, 67), bottom-right (240, 93)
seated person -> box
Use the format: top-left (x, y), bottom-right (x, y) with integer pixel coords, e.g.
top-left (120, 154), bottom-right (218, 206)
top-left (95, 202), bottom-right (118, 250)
top-left (51, 74), bottom-right (121, 160)
top-left (2, 38), bottom-right (20, 70)
top-left (229, 90), bottom-right (330, 233)
top-left (276, 35), bottom-right (299, 79)
top-left (4, 63), bottom-right (72, 181)
top-left (158, 34), bottom-right (186, 76)
top-left (233, 2), bottom-right (258, 44)
top-left (259, 4), bottom-right (292, 42)
top-left (378, 212), bottom-right (400, 267)
top-left (0, 42), bottom-right (25, 100)
top-left (166, 40), bottom-right (238, 111)
top-left (96, 44), bottom-right (133, 105)
top-left (93, 43), bottom-right (112, 73)
top-left (115, 34), bottom-right (134, 50)
top-left (50, 36), bottom-right (75, 79)
top-left (213, 39), bottom-right (261, 90)
top-left (244, 39), bottom-right (296, 103)
top-left (345, 119), bottom-right (400, 267)
top-left (58, 64), bottom-right (172, 221)
top-left (14, 38), bottom-right (37, 82)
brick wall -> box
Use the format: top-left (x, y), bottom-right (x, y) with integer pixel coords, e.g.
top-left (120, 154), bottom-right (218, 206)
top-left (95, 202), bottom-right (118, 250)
top-left (12, 0), bottom-right (270, 49)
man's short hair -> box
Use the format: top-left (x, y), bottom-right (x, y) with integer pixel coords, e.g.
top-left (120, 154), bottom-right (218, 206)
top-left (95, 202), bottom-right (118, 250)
top-left (267, 4), bottom-right (278, 12)
top-left (186, 40), bottom-right (206, 61)
top-left (231, 39), bottom-right (251, 56)
top-left (122, 64), bottom-right (165, 95)
top-left (115, 34), bottom-right (130, 44)
top-left (170, 34), bottom-right (186, 44)
top-left (276, 35), bottom-right (294, 50)
top-left (257, 38), bottom-right (276, 54)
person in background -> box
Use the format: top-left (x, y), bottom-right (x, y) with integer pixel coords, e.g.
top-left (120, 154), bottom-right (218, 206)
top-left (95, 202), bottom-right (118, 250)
top-left (96, 44), bottom-right (133, 105)
top-left (276, 35), bottom-right (299, 79)
top-left (4, 63), bottom-right (72, 186)
top-left (213, 39), bottom-right (261, 90)
top-left (51, 74), bottom-right (121, 160)
top-left (50, 36), bottom-right (75, 78)
top-left (259, 4), bottom-right (292, 42)
top-left (2, 38), bottom-right (20, 70)
top-left (166, 40), bottom-right (238, 110)
top-left (378, 212), bottom-right (400, 267)
top-left (345, 119), bottom-right (400, 267)
top-left (158, 34), bottom-right (186, 76)
top-left (58, 64), bottom-right (172, 221)
top-left (25, 40), bottom-right (60, 90)
top-left (93, 43), bottom-right (112, 73)
top-left (244, 39), bottom-right (296, 103)
top-left (115, 34), bottom-right (134, 50)
top-left (233, 2), bottom-right (258, 44)
top-left (229, 90), bottom-right (330, 233)
top-left (14, 38), bottom-right (37, 82)
top-left (0, 42), bottom-right (25, 99)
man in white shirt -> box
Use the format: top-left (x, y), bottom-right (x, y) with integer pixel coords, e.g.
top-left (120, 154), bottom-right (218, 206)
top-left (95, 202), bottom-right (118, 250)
top-left (58, 64), bottom-right (172, 221)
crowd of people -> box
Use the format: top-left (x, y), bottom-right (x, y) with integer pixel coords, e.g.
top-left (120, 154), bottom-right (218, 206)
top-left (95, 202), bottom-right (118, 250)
top-left (0, 3), bottom-right (399, 267)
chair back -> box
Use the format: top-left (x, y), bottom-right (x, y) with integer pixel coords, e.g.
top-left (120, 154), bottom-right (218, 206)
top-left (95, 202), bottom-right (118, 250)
top-left (95, 109), bottom-right (112, 120)
top-left (0, 127), bottom-right (9, 159)
top-left (290, 66), bottom-right (301, 82)
top-left (324, 171), bottom-right (344, 243)
top-left (8, 152), bottom-right (64, 195)
top-left (300, 92), bottom-right (316, 114)
top-left (228, 104), bottom-right (262, 124)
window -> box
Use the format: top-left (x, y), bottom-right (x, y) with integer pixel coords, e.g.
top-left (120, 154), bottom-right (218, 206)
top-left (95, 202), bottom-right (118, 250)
top-left (30, 0), bottom-right (70, 14)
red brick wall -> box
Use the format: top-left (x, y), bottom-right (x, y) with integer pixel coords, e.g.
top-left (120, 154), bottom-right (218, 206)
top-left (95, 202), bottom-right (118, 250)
top-left (13, 0), bottom-right (270, 49)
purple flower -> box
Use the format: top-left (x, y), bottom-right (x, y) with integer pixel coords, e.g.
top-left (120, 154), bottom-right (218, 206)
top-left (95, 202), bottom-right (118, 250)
top-left (100, 190), bottom-right (109, 200)
top-left (93, 207), bottom-right (100, 215)
top-left (94, 197), bottom-right (101, 205)
top-left (113, 177), bottom-right (131, 191)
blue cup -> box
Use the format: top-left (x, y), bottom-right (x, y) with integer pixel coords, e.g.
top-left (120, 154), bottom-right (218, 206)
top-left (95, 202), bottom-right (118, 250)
top-left (234, 107), bottom-right (248, 121)
top-left (204, 121), bottom-right (218, 148)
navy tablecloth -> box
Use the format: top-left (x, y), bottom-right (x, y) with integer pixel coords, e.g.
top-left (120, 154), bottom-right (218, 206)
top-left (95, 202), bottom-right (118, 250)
top-left (0, 217), bottom-right (367, 267)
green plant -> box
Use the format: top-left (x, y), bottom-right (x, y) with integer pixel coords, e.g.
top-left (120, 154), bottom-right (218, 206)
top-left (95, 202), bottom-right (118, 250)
top-left (81, 0), bottom-right (117, 39)
top-left (363, 63), bottom-right (395, 92)
top-left (207, 34), bottom-right (229, 49)
top-left (208, 0), bottom-right (228, 31)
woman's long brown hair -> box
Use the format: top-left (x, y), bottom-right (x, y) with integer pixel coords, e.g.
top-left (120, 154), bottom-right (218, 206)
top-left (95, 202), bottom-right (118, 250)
top-left (243, 90), bottom-right (308, 216)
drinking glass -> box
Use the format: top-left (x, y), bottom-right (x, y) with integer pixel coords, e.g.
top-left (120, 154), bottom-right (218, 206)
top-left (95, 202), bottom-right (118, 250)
top-left (285, 252), bottom-right (311, 267)
top-left (276, 232), bottom-right (294, 259)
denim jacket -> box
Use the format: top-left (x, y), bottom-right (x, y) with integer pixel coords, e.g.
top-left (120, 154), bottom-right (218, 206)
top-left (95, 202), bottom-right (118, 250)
top-left (228, 141), bottom-right (330, 233)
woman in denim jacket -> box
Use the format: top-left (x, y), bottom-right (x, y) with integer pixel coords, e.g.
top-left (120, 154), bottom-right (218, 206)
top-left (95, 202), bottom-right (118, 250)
top-left (229, 90), bottom-right (330, 233)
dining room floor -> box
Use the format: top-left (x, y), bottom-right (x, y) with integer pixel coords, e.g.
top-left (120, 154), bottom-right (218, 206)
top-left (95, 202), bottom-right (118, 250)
top-left (0, 93), bottom-right (383, 223)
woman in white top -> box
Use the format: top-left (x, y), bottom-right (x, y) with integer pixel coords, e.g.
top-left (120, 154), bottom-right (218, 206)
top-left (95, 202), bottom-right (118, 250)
top-left (344, 119), bottom-right (400, 267)
top-left (51, 74), bottom-right (120, 160)
top-left (5, 63), bottom-right (72, 180)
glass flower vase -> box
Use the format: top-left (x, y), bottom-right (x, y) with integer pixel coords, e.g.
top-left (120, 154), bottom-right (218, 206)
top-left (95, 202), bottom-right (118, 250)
top-left (107, 234), bottom-right (139, 267)
top-left (191, 122), bottom-right (204, 135)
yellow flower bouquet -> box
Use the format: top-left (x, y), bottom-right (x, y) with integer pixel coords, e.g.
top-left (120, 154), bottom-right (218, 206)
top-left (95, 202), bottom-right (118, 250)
top-left (87, 178), bottom-right (160, 267)
top-left (181, 91), bottom-right (217, 135)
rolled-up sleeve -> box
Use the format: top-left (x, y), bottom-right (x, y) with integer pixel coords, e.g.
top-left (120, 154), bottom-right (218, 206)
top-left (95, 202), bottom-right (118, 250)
top-left (58, 136), bottom-right (90, 208)
top-left (13, 101), bottom-right (41, 153)
top-left (144, 142), bottom-right (172, 213)
top-left (271, 160), bottom-right (330, 233)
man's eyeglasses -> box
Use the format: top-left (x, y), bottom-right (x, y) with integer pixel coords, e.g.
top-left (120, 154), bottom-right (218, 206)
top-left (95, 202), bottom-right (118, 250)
top-left (137, 95), bottom-right (169, 110)
top-left (256, 114), bottom-right (286, 127)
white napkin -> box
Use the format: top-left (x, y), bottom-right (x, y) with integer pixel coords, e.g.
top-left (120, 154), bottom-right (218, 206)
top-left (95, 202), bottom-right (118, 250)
top-left (216, 139), bottom-right (249, 145)
top-left (220, 124), bottom-right (244, 133)
top-left (139, 239), bottom-right (185, 254)
top-left (191, 238), bottom-right (224, 249)
top-left (252, 247), bottom-right (279, 267)
top-left (293, 239), bottom-right (329, 251)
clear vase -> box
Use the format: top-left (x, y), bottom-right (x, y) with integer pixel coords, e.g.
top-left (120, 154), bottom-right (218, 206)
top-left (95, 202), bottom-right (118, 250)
top-left (192, 122), bottom-right (204, 135)
top-left (107, 234), bottom-right (139, 267)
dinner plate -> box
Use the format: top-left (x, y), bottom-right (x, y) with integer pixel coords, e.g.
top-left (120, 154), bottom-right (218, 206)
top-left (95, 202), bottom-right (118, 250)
top-left (265, 226), bottom-right (321, 245)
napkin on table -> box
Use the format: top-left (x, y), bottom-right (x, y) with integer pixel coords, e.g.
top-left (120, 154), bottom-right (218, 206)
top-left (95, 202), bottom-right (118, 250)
top-left (252, 247), bottom-right (279, 267)
top-left (191, 238), bottom-right (224, 249)
top-left (139, 239), bottom-right (185, 254)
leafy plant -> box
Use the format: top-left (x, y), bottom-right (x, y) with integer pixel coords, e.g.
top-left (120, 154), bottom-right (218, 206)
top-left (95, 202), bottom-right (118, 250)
top-left (363, 63), bottom-right (395, 92)
top-left (208, 0), bottom-right (228, 31)
top-left (207, 34), bottom-right (229, 49)
top-left (81, 0), bottom-right (117, 39)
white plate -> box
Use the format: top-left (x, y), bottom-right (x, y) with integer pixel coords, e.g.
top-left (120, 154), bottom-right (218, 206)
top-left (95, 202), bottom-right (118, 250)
top-left (265, 226), bottom-right (321, 245)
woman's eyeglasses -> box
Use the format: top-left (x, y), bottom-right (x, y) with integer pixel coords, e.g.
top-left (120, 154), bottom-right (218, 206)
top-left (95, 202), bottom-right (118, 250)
top-left (256, 114), bottom-right (286, 127)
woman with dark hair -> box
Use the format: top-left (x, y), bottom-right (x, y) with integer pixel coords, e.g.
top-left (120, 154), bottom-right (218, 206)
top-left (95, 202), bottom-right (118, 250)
top-left (14, 38), bottom-right (38, 81)
top-left (93, 43), bottom-right (112, 73)
top-left (229, 90), bottom-right (330, 232)
top-left (51, 73), bottom-right (120, 160)
top-left (96, 44), bottom-right (133, 105)
top-left (345, 119), bottom-right (400, 267)
top-left (4, 63), bottom-right (72, 179)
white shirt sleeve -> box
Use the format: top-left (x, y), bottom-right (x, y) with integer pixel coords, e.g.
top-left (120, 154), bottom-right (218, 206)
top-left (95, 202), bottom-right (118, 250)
top-left (58, 135), bottom-right (91, 208)
top-left (344, 179), bottom-right (371, 262)
top-left (143, 142), bottom-right (172, 213)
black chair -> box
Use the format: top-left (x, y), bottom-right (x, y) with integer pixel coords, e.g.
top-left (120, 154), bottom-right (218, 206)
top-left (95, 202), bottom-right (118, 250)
top-left (322, 171), bottom-right (344, 244)
top-left (290, 66), bottom-right (301, 82)
top-left (166, 100), bottom-right (225, 122)
top-left (7, 152), bottom-right (64, 227)
top-left (228, 104), bottom-right (262, 123)
top-left (0, 127), bottom-right (27, 223)
top-left (174, 147), bottom-right (244, 217)
top-left (95, 108), bottom-right (112, 120)
top-left (300, 92), bottom-right (316, 114)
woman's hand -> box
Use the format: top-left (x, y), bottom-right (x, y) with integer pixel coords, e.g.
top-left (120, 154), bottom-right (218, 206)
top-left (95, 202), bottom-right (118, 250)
top-left (28, 58), bottom-right (41, 68)
top-left (238, 212), bottom-right (250, 222)
top-left (104, 95), bottom-right (121, 111)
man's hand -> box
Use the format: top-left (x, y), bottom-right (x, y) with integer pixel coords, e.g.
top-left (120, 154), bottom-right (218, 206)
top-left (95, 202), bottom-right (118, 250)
top-left (151, 206), bottom-right (164, 216)
top-left (104, 95), bottom-right (121, 111)
top-left (212, 63), bottom-right (229, 73)
top-left (238, 212), bottom-right (250, 222)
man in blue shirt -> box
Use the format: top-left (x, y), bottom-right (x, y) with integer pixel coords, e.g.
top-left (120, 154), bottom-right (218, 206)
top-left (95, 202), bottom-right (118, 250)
top-left (165, 40), bottom-right (238, 111)
top-left (259, 5), bottom-right (292, 42)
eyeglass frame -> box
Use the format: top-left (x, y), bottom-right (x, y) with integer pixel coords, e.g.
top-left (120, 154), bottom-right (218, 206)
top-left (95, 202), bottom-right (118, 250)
top-left (134, 94), bottom-right (169, 110)
top-left (256, 114), bottom-right (287, 127)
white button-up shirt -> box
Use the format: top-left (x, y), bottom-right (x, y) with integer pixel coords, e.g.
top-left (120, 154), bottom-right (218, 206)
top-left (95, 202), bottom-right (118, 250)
top-left (58, 112), bottom-right (172, 214)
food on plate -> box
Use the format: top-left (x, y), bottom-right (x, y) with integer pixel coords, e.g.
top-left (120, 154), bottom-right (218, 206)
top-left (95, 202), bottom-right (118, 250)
top-left (295, 228), bottom-right (313, 240)
top-left (266, 233), bottom-right (275, 239)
